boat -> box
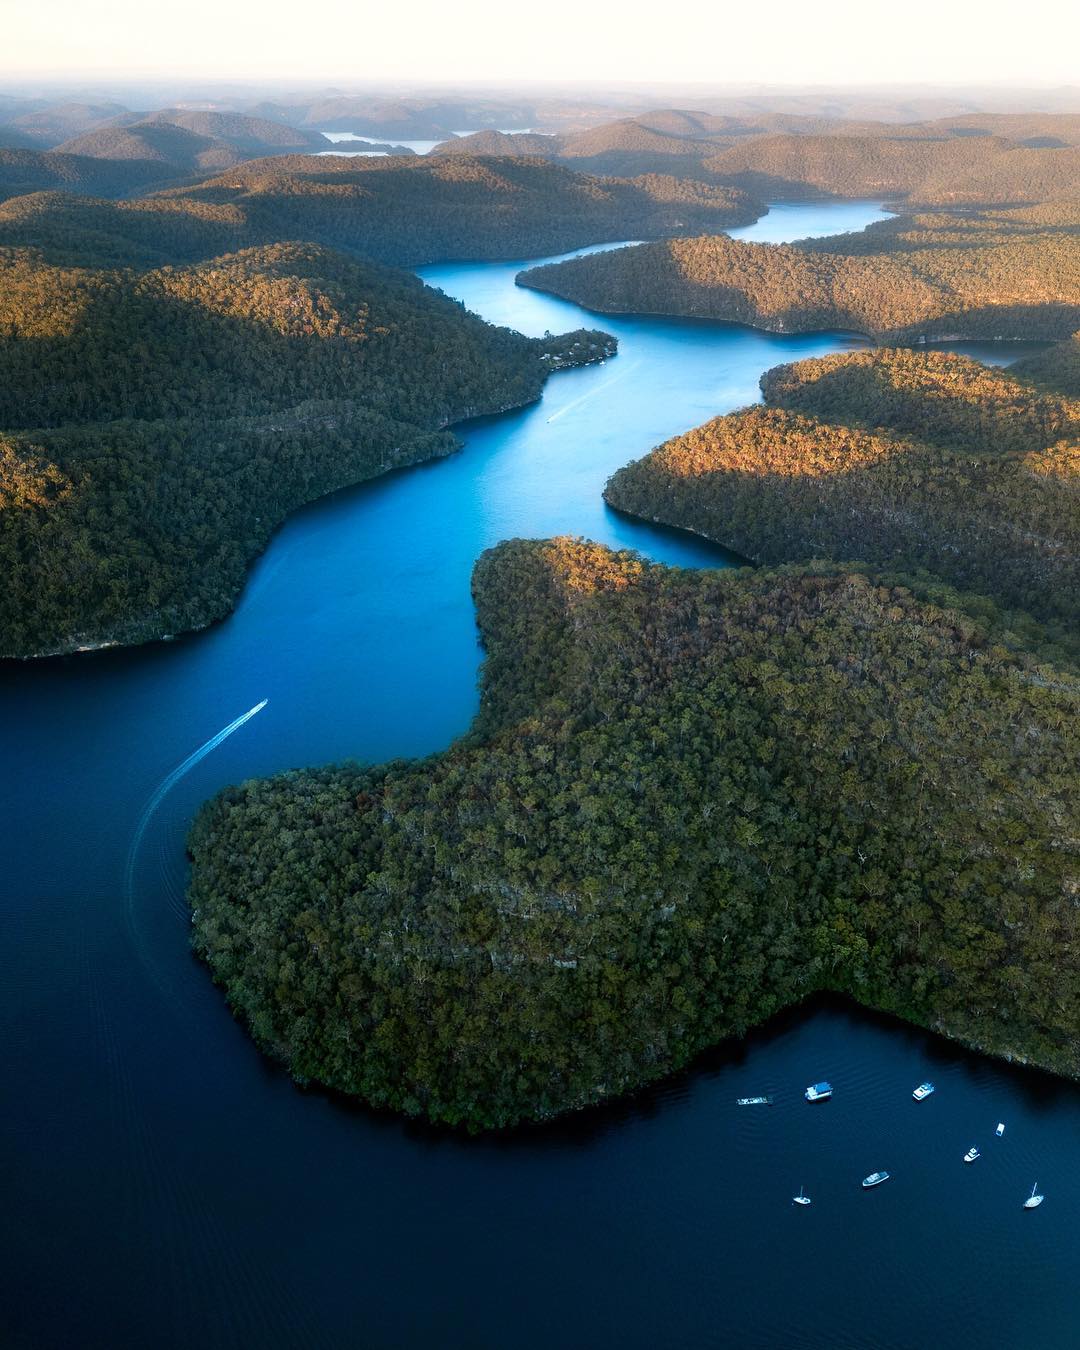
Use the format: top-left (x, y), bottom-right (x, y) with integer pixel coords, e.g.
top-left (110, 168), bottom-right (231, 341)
top-left (862, 1172), bottom-right (890, 1188)
top-left (736, 1096), bottom-right (772, 1106)
top-left (996, 1122), bottom-right (1005, 1137)
top-left (1024, 1184), bottom-right (1044, 1209)
top-left (964, 1146), bottom-right (980, 1163)
top-left (793, 1186), bottom-right (811, 1206)
top-left (805, 1082), bottom-right (833, 1102)
top-left (912, 1082), bottom-right (935, 1101)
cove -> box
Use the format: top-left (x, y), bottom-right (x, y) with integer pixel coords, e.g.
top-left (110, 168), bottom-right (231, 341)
top-left (1, 200), bottom-right (1074, 1350)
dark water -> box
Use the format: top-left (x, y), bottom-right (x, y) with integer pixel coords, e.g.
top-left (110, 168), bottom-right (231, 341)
top-left (1, 202), bottom-right (1073, 1349)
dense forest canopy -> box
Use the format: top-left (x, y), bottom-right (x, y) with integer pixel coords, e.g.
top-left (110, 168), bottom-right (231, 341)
top-left (0, 158), bottom-right (763, 270)
top-left (158, 155), bottom-right (763, 266)
top-left (0, 239), bottom-right (613, 656)
top-left (519, 200), bottom-right (1080, 341)
top-left (605, 348), bottom-right (1080, 655)
top-left (189, 537), bottom-right (1080, 1130)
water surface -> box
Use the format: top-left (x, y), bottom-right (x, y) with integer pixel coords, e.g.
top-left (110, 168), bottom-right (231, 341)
top-left (2, 200), bottom-right (1074, 1350)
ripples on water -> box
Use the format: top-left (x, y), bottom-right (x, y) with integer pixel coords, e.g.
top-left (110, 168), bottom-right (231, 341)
top-left (0, 201), bottom-right (1073, 1350)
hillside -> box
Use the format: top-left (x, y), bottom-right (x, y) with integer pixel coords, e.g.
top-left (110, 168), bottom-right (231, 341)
top-left (55, 110), bottom-right (330, 174)
top-left (518, 203), bottom-right (1080, 341)
top-left (159, 155), bottom-right (763, 266)
top-left (0, 99), bottom-right (129, 148)
top-left (429, 130), bottom-right (555, 157)
top-left (703, 132), bottom-right (1080, 203)
top-left (605, 349), bottom-right (1080, 651)
top-left (188, 537), bottom-right (1080, 1129)
top-left (0, 148), bottom-right (174, 204)
top-left (0, 242), bottom-right (612, 656)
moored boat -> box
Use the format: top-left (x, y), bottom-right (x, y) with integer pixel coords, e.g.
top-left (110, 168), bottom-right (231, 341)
top-left (736, 1096), bottom-right (772, 1106)
top-left (996, 1122), bottom-right (1005, 1137)
top-left (912, 1082), bottom-right (935, 1101)
top-left (862, 1171), bottom-right (890, 1188)
top-left (805, 1081), bottom-right (833, 1102)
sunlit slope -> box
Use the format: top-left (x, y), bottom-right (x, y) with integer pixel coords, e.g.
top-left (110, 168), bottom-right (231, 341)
top-left (0, 241), bottom-right (611, 655)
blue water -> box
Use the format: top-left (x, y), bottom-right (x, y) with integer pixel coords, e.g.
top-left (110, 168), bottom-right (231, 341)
top-left (1, 200), bottom-right (1074, 1350)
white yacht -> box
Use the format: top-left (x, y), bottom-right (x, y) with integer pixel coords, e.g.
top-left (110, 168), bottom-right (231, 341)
top-left (862, 1171), bottom-right (890, 1188)
top-left (793, 1186), bottom-right (811, 1206)
top-left (912, 1082), bottom-right (935, 1101)
top-left (1024, 1184), bottom-right (1044, 1209)
top-left (964, 1146), bottom-right (980, 1163)
top-left (995, 1122), bottom-right (1005, 1137)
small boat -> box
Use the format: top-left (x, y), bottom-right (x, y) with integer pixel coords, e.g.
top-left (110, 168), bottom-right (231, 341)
top-left (964, 1146), bottom-right (980, 1163)
top-left (793, 1186), bottom-right (811, 1206)
top-left (862, 1171), bottom-right (890, 1188)
top-left (736, 1096), bottom-right (772, 1106)
top-left (996, 1122), bottom-right (1005, 1137)
top-left (912, 1082), bottom-right (935, 1101)
top-left (1024, 1184), bottom-right (1044, 1210)
top-left (805, 1082), bottom-right (833, 1102)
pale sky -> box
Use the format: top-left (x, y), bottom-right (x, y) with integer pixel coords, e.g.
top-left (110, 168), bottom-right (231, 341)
top-left (3, 0), bottom-right (1078, 86)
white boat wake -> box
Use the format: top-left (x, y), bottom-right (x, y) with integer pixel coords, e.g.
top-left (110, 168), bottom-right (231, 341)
top-left (124, 699), bottom-right (268, 1001)
top-left (546, 360), bottom-right (643, 423)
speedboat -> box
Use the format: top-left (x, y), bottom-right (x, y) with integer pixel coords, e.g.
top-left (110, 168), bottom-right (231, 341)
top-left (805, 1082), bottom-right (833, 1102)
top-left (912, 1082), bottom-right (935, 1101)
top-left (964, 1146), bottom-right (980, 1163)
top-left (862, 1171), bottom-right (890, 1188)
top-left (793, 1186), bottom-right (811, 1206)
top-left (996, 1122), bottom-right (1005, 1137)
top-left (1024, 1184), bottom-right (1044, 1209)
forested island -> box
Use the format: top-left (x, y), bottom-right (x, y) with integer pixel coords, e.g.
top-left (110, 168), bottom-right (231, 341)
top-left (0, 240), bottom-right (613, 657)
top-left (518, 199), bottom-right (1080, 341)
top-left (189, 536), bottom-right (1079, 1130)
top-left (605, 347), bottom-right (1080, 656)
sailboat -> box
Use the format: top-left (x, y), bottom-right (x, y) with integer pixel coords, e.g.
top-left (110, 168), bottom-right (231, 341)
top-left (1024, 1183), bottom-right (1044, 1209)
top-left (793, 1186), bottom-right (811, 1206)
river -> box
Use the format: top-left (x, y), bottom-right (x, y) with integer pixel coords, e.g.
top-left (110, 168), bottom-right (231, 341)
top-left (1, 201), bottom-right (1073, 1349)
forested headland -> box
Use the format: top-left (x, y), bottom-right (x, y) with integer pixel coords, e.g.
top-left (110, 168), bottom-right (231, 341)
top-left (189, 537), bottom-right (1080, 1130)
top-left (0, 240), bottom-right (613, 657)
top-left (605, 347), bottom-right (1080, 657)
top-left (518, 199), bottom-right (1080, 341)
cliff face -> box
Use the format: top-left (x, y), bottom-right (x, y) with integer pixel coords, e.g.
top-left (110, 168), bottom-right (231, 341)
top-left (188, 538), bottom-right (1080, 1131)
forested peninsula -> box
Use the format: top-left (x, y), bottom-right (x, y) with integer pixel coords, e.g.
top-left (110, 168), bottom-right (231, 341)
top-left (0, 241), bottom-right (612, 657)
top-left (606, 347), bottom-right (1080, 656)
top-left (189, 537), bottom-right (1080, 1130)
top-left (518, 201), bottom-right (1080, 341)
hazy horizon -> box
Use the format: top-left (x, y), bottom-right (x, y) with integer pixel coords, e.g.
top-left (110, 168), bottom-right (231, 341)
top-left (6, 0), bottom-right (1079, 87)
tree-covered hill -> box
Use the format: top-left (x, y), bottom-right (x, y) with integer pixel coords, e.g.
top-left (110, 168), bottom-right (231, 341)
top-left (518, 203), bottom-right (1080, 341)
top-left (429, 131), bottom-right (556, 158)
top-left (56, 110), bottom-right (329, 170)
top-left (0, 148), bottom-right (175, 204)
top-left (156, 154), bottom-right (764, 265)
top-left (0, 241), bottom-right (613, 656)
top-left (188, 536), bottom-right (1080, 1130)
top-left (604, 348), bottom-right (1080, 653)
top-left (703, 133), bottom-right (1080, 204)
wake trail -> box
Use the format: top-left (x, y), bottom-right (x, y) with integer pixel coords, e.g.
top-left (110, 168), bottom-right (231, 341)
top-left (124, 699), bottom-right (268, 1002)
top-left (546, 359), bottom-right (643, 424)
